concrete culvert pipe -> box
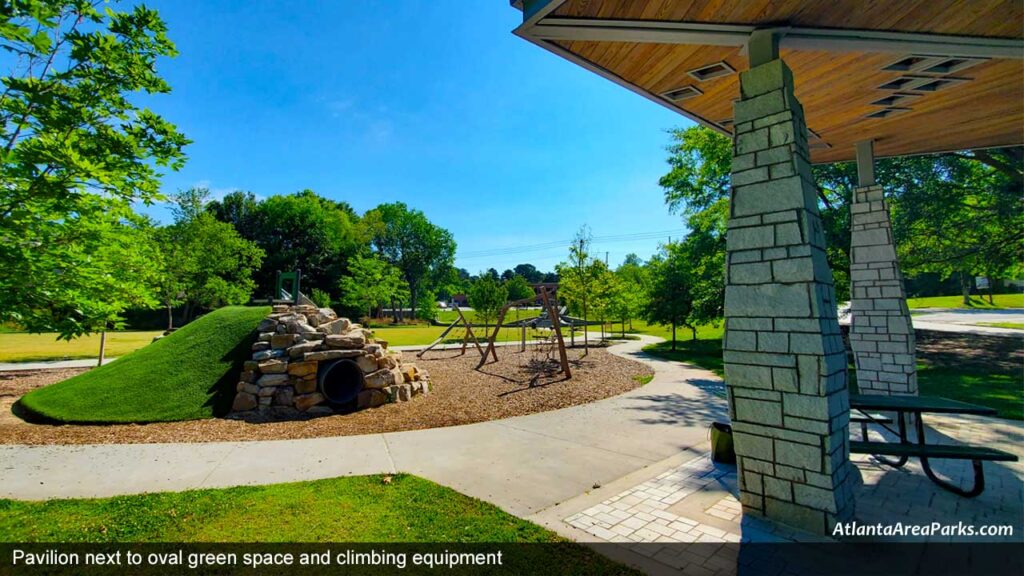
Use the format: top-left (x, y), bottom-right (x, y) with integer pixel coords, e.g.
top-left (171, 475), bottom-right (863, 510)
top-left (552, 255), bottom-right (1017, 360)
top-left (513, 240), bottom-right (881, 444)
top-left (317, 359), bottom-right (365, 409)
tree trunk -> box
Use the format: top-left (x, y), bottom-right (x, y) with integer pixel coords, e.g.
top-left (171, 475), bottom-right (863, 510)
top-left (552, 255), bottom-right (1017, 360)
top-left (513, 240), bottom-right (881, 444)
top-left (960, 272), bottom-right (972, 307)
top-left (583, 300), bottom-right (589, 355)
top-left (97, 329), bottom-right (107, 367)
top-left (690, 325), bottom-right (697, 341)
top-left (409, 281), bottom-right (418, 321)
top-left (622, 320), bottom-right (626, 338)
top-left (166, 304), bottom-right (173, 332)
top-left (987, 277), bottom-right (995, 305)
top-left (671, 323), bottom-right (677, 351)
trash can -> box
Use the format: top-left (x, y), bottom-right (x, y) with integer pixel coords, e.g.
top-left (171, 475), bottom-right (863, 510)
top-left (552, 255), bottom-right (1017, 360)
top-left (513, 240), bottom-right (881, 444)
top-left (710, 422), bottom-right (736, 464)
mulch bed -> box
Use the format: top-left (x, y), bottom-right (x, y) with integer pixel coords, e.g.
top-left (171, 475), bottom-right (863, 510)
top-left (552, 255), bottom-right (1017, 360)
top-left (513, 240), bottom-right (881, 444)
top-left (0, 346), bottom-right (652, 446)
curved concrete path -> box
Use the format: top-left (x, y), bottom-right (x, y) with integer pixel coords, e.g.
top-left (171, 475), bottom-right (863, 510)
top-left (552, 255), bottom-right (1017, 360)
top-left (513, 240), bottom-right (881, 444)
top-left (0, 336), bottom-right (728, 517)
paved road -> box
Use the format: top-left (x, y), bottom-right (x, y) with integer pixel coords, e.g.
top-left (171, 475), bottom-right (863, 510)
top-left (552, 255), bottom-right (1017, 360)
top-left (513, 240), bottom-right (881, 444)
top-left (839, 306), bottom-right (1024, 337)
top-left (910, 307), bottom-right (1024, 335)
top-left (0, 335), bottom-right (728, 518)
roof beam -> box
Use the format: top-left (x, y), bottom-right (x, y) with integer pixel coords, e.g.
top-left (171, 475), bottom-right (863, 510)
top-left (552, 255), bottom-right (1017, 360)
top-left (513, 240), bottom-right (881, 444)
top-left (530, 18), bottom-right (1024, 60)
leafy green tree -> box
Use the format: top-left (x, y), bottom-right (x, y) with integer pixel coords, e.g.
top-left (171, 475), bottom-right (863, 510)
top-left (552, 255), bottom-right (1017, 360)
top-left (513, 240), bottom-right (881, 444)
top-left (588, 261), bottom-right (617, 340)
top-left (416, 290), bottom-right (439, 321)
top-left (818, 151), bottom-right (1022, 305)
top-left (159, 194), bottom-right (264, 323)
top-left (615, 253), bottom-right (651, 330)
top-left (644, 242), bottom-right (695, 350)
top-left (663, 126), bottom-right (1022, 311)
top-left (556, 226), bottom-right (601, 353)
top-left (206, 190), bottom-right (260, 237)
top-left (338, 253), bottom-right (409, 321)
top-left (0, 0), bottom-right (188, 338)
top-left (363, 202), bottom-right (456, 316)
top-left (514, 263), bottom-right (544, 283)
top-left (505, 275), bottom-right (535, 302)
top-left (609, 268), bottom-right (646, 336)
top-left (467, 274), bottom-right (508, 331)
top-left (309, 288), bottom-right (332, 309)
top-left (249, 191), bottom-right (360, 297)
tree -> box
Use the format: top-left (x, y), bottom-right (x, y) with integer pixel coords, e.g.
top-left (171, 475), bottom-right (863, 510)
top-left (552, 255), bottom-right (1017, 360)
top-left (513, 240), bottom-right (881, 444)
top-left (644, 242), bottom-right (694, 350)
top-left (662, 126), bottom-right (1023, 312)
top-left (467, 274), bottom-right (508, 332)
top-left (206, 190), bottom-right (260, 237)
top-left (616, 253), bottom-right (651, 330)
top-left (363, 202), bottom-right (456, 316)
top-left (0, 0), bottom-right (189, 338)
top-left (588, 261), bottom-right (616, 340)
top-left (338, 253), bottom-right (409, 320)
top-left (500, 269), bottom-right (515, 281)
top-left (158, 196), bottom-right (264, 323)
top-left (249, 191), bottom-right (360, 298)
top-left (514, 263), bottom-right (544, 283)
top-left (556, 226), bottom-right (600, 353)
top-left (416, 290), bottom-right (439, 321)
top-left (505, 275), bottom-right (535, 301)
top-left (309, 288), bottom-right (332, 309)
top-left (609, 267), bottom-right (646, 336)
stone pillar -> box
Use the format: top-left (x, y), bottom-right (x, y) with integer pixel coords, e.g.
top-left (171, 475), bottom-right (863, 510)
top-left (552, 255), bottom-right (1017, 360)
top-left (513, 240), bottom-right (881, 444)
top-left (849, 185), bottom-right (918, 395)
top-left (724, 58), bottom-right (855, 535)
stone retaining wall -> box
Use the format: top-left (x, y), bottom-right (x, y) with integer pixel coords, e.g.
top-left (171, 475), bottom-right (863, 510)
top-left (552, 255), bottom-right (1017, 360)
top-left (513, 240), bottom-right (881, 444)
top-left (229, 304), bottom-right (429, 420)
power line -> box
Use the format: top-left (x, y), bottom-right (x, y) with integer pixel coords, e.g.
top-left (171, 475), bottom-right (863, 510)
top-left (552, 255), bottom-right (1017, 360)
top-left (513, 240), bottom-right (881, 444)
top-left (456, 228), bottom-right (685, 260)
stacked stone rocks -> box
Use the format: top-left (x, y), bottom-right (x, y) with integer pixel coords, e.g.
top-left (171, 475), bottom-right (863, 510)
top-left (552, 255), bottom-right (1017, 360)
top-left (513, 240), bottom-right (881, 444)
top-left (724, 59), bottom-right (855, 535)
top-left (849, 184), bottom-right (917, 396)
top-left (229, 304), bottom-right (430, 419)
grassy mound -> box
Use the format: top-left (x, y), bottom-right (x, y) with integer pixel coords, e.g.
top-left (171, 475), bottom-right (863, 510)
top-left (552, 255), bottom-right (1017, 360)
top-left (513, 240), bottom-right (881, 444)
top-left (19, 306), bottom-right (269, 423)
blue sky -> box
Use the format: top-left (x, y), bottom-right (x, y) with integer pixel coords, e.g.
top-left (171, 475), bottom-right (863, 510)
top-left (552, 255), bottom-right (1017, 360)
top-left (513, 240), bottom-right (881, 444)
top-left (140, 0), bottom-right (693, 273)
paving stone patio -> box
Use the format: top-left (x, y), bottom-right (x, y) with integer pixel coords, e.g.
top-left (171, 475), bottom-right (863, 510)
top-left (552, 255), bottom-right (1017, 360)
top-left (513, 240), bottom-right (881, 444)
top-left (563, 412), bottom-right (1023, 573)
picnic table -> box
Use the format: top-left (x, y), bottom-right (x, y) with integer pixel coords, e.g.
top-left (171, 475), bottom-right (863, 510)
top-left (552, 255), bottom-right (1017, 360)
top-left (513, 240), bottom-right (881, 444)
top-left (848, 394), bottom-right (1018, 498)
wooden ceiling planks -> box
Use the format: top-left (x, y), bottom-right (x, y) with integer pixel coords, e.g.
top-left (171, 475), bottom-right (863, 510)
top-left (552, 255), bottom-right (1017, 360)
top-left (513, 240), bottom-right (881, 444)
top-left (552, 0), bottom-right (1023, 38)
top-left (539, 0), bottom-right (1023, 162)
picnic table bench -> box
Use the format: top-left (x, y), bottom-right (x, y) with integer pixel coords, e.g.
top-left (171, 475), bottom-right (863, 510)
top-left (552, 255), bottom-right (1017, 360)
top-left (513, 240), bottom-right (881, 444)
top-left (848, 393), bottom-right (1019, 498)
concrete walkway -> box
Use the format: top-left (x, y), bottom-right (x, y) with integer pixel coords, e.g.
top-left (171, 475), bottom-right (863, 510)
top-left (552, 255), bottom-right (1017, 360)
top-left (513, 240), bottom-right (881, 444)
top-left (0, 335), bottom-right (729, 518)
top-left (0, 357), bottom-right (118, 371)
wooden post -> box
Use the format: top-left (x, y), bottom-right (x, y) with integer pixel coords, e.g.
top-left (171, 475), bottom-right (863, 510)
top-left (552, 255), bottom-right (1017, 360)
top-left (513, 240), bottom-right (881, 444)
top-left (540, 287), bottom-right (571, 379)
top-left (521, 323), bottom-right (526, 352)
top-left (455, 307), bottom-right (485, 357)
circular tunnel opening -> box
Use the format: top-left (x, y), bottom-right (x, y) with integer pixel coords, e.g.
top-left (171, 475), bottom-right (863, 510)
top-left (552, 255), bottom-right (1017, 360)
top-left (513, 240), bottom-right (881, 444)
top-left (317, 359), bottom-right (365, 411)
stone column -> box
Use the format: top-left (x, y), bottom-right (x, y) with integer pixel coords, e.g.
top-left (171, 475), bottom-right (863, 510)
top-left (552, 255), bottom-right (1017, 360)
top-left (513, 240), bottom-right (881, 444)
top-left (724, 58), bottom-right (856, 535)
top-left (848, 185), bottom-right (918, 395)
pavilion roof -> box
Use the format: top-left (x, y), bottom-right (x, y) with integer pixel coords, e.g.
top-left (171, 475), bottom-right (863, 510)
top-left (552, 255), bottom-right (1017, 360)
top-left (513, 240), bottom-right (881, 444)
top-left (511, 0), bottom-right (1024, 163)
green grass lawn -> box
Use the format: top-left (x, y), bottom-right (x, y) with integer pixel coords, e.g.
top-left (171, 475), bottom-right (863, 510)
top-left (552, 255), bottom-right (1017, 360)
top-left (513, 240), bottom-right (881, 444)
top-left (0, 331), bottom-right (163, 363)
top-left (0, 475), bottom-right (635, 574)
top-left (434, 308), bottom-right (541, 324)
top-left (18, 306), bottom-right (268, 423)
top-left (975, 322), bottom-right (1024, 331)
top-left (906, 293), bottom-right (1024, 310)
top-left (639, 327), bottom-right (726, 377)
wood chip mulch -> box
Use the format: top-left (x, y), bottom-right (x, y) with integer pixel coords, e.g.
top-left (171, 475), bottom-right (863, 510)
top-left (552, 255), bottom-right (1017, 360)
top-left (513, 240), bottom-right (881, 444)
top-left (0, 346), bottom-right (652, 446)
